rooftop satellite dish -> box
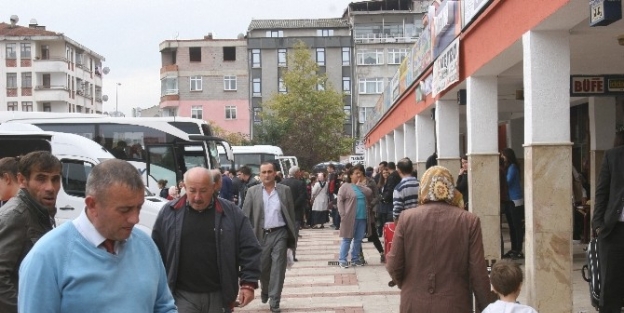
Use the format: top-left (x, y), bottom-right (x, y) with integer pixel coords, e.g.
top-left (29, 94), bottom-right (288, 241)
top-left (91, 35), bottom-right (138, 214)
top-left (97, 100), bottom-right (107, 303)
top-left (29, 18), bottom-right (37, 25)
top-left (102, 67), bottom-right (110, 75)
top-left (237, 33), bottom-right (244, 39)
top-left (102, 95), bottom-right (109, 102)
top-left (10, 15), bottom-right (19, 25)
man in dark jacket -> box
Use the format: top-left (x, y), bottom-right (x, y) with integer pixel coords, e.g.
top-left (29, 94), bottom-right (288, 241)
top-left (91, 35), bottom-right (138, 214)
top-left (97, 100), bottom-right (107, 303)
top-left (593, 142), bottom-right (624, 313)
top-left (0, 151), bottom-right (61, 313)
top-left (279, 166), bottom-right (307, 261)
top-left (236, 166), bottom-right (259, 208)
top-left (382, 162), bottom-right (402, 205)
top-left (152, 167), bottom-right (262, 313)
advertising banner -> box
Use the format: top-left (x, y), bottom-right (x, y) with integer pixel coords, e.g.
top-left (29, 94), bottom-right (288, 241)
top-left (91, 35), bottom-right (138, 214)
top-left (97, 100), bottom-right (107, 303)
top-left (463, 0), bottom-right (492, 28)
top-left (413, 24), bottom-right (433, 80)
top-left (432, 0), bottom-right (462, 59)
top-left (432, 38), bottom-right (460, 96)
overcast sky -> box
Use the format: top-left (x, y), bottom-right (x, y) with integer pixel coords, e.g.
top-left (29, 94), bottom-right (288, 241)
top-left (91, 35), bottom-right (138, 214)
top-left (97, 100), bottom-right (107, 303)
top-left (4, 0), bottom-right (353, 115)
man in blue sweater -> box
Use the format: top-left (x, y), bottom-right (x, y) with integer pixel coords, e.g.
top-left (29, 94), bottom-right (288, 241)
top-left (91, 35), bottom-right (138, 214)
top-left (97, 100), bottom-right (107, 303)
top-left (18, 159), bottom-right (176, 313)
top-left (392, 158), bottom-right (420, 221)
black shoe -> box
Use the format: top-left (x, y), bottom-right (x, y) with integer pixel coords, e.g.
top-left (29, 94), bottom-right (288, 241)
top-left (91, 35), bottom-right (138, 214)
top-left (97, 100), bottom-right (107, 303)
top-left (270, 306), bottom-right (281, 313)
top-left (261, 293), bottom-right (268, 304)
top-left (380, 254), bottom-right (386, 263)
top-left (512, 251), bottom-right (525, 260)
top-left (502, 250), bottom-right (515, 259)
top-left (294, 257), bottom-right (299, 262)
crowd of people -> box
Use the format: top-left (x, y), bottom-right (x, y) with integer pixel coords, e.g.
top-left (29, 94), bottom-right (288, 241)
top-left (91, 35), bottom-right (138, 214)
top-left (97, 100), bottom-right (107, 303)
top-left (2, 142), bottom-right (615, 312)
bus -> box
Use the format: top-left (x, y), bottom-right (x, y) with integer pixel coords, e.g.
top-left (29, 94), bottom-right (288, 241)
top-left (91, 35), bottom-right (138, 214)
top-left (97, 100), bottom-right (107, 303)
top-left (0, 112), bottom-right (233, 193)
top-left (219, 145), bottom-right (298, 176)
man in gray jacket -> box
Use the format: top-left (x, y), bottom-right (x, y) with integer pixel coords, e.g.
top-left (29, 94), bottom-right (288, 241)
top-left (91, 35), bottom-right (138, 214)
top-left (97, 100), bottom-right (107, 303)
top-left (0, 151), bottom-right (62, 313)
top-left (152, 167), bottom-right (261, 313)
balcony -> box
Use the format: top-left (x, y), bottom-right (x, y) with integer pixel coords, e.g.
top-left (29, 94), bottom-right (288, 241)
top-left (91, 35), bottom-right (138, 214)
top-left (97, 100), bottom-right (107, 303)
top-left (34, 85), bottom-right (69, 101)
top-left (160, 64), bottom-right (179, 74)
top-left (33, 58), bottom-right (69, 73)
top-left (354, 35), bottom-right (418, 44)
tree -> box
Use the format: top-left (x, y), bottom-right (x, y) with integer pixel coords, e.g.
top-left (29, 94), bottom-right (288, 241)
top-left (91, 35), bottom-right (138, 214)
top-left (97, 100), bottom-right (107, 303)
top-left (257, 41), bottom-right (353, 169)
top-left (207, 120), bottom-right (251, 146)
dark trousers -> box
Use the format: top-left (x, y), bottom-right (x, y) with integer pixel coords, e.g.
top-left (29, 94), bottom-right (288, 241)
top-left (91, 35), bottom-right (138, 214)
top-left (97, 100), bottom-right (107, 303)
top-left (376, 212), bottom-right (393, 237)
top-left (367, 223), bottom-right (384, 254)
top-left (503, 201), bottom-right (525, 253)
top-left (332, 207), bottom-right (341, 229)
top-left (599, 223), bottom-right (624, 312)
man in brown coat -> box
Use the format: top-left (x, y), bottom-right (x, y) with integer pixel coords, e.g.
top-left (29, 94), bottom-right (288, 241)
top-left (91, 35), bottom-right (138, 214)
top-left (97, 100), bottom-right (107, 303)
top-left (386, 166), bottom-right (495, 312)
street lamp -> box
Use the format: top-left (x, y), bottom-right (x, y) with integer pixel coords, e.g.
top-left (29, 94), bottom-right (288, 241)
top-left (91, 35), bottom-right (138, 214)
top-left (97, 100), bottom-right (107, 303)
top-left (115, 82), bottom-right (121, 116)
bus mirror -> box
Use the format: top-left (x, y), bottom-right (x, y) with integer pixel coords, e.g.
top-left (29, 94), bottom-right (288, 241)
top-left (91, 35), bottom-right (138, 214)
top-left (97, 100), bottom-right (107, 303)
top-left (220, 141), bottom-right (234, 161)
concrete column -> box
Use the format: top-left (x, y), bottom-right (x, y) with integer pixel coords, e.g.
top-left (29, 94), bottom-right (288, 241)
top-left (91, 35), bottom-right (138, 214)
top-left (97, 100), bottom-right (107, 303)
top-left (436, 99), bottom-right (460, 170)
top-left (386, 134), bottom-right (396, 163)
top-left (404, 120), bottom-right (417, 163)
top-left (380, 136), bottom-right (387, 163)
top-left (394, 127), bottom-right (405, 161)
top-left (415, 113), bottom-right (435, 179)
top-left (589, 97), bottom-right (616, 217)
top-left (522, 30), bottom-right (572, 312)
top-left (374, 143), bottom-right (380, 165)
top-left (466, 76), bottom-right (501, 263)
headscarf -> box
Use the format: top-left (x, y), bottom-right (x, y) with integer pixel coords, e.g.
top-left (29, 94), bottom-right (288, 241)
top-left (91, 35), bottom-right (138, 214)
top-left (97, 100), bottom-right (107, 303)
top-left (418, 165), bottom-right (464, 208)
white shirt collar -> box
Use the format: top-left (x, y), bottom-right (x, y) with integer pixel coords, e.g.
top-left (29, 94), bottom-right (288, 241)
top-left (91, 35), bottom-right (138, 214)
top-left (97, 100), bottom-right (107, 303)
top-left (72, 209), bottom-right (117, 248)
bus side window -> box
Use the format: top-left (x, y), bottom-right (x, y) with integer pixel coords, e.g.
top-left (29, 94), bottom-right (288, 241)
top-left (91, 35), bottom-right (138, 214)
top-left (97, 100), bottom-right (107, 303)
top-left (61, 160), bottom-right (93, 198)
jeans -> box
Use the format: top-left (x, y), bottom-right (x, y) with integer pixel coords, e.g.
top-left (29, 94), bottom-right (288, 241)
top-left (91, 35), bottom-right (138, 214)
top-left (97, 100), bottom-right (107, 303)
top-left (332, 207), bottom-right (341, 229)
top-left (339, 219), bottom-right (367, 263)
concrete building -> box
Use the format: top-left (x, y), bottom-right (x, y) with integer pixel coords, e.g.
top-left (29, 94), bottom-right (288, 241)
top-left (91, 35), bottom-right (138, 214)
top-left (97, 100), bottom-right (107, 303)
top-left (246, 18), bottom-right (352, 138)
top-left (344, 0), bottom-right (430, 141)
top-left (363, 0), bottom-right (624, 312)
top-left (0, 17), bottom-right (106, 114)
top-left (159, 34), bottom-right (250, 136)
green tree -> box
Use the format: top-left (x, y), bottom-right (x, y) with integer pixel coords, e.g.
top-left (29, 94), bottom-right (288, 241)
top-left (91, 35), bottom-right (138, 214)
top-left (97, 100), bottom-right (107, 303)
top-left (257, 41), bottom-right (353, 169)
top-left (207, 120), bottom-right (251, 146)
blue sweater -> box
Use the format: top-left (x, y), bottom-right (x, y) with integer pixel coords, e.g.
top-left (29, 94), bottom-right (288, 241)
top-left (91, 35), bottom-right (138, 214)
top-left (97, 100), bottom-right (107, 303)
top-left (506, 164), bottom-right (523, 201)
top-left (19, 222), bottom-right (176, 313)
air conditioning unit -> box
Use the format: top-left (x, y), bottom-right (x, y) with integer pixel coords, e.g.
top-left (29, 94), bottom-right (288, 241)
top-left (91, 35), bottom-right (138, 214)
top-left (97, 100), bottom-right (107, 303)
top-left (77, 90), bottom-right (84, 96)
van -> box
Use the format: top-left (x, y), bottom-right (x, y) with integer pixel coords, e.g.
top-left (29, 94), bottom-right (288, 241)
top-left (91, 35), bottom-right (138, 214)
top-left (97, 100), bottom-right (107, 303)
top-left (0, 126), bottom-right (164, 234)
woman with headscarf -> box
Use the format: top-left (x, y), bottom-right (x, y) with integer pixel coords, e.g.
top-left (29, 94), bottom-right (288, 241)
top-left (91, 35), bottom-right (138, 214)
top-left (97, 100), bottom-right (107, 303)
top-left (386, 166), bottom-right (495, 312)
top-left (337, 165), bottom-right (373, 268)
top-left (310, 172), bottom-right (329, 228)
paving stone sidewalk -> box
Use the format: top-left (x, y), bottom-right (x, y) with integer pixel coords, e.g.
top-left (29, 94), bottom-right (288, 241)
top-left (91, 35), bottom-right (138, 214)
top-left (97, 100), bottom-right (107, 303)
top-left (236, 226), bottom-right (594, 313)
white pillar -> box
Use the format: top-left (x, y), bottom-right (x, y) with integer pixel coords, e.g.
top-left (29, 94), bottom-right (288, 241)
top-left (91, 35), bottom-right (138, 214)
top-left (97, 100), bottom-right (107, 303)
top-left (466, 76), bottom-right (501, 263)
top-left (435, 99), bottom-right (460, 170)
top-left (380, 136), bottom-right (387, 163)
top-left (415, 113), bottom-right (435, 178)
top-left (386, 133), bottom-right (396, 163)
top-left (404, 120), bottom-right (417, 162)
top-left (394, 127), bottom-right (405, 160)
top-left (522, 30), bottom-right (572, 313)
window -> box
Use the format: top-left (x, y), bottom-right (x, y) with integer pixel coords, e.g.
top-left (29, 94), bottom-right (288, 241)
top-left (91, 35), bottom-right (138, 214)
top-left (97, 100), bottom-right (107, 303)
top-left (252, 78), bottom-right (261, 97)
top-left (189, 47), bottom-right (201, 62)
top-left (161, 77), bottom-right (178, 96)
top-left (7, 102), bottom-right (17, 111)
top-left (357, 49), bottom-right (384, 65)
top-left (223, 47), bottom-right (236, 61)
top-left (21, 72), bottom-right (32, 88)
top-left (191, 106), bottom-right (203, 119)
top-left (265, 30), bottom-right (284, 37)
top-left (388, 48), bottom-right (408, 64)
top-left (317, 81), bottom-right (325, 91)
top-left (190, 76), bottom-right (202, 91)
top-left (278, 78), bottom-right (286, 93)
top-left (344, 105), bottom-right (351, 121)
top-left (21, 101), bottom-right (33, 112)
top-left (6, 73), bottom-right (17, 88)
top-left (60, 160), bottom-right (93, 198)
top-left (359, 107), bottom-right (374, 123)
top-left (20, 43), bottom-right (31, 59)
top-left (278, 49), bottom-right (287, 67)
top-left (253, 107), bottom-right (262, 123)
top-left (342, 77), bottom-right (351, 94)
top-left (342, 47), bottom-right (350, 66)
top-left (316, 29), bottom-right (334, 37)
top-left (43, 103), bottom-right (51, 112)
top-left (316, 48), bottom-right (325, 66)
top-left (223, 76), bottom-right (237, 91)
top-left (225, 105), bottom-right (237, 120)
top-left (359, 78), bottom-right (384, 94)
top-left (5, 43), bottom-right (16, 59)
top-left (251, 49), bottom-right (261, 68)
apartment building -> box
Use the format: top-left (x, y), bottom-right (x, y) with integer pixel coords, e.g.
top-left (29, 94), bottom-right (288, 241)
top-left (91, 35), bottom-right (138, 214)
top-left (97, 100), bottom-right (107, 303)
top-left (246, 18), bottom-right (353, 138)
top-left (159, 34), bottom-right (250, 136)
top-left (344, 0), bottom-right (429, 139)
top-left (0, 17), bottom-right (106, 114)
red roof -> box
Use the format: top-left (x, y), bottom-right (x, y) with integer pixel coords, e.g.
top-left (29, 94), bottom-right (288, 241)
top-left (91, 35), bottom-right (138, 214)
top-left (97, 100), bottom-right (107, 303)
top-left (0, 22), bottom-right (58, 36)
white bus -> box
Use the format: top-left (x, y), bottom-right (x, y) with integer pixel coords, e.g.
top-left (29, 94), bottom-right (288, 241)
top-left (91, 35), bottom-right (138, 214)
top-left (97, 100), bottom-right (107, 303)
top-left (219, 145), bottom-right (298, 176)
top-left (0, 112), bottom-right (233, 193)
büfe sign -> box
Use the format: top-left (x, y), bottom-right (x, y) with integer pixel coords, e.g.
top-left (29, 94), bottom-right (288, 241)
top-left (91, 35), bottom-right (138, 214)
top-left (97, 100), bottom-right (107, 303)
top-left (570, 75), bottom-right (624, 96)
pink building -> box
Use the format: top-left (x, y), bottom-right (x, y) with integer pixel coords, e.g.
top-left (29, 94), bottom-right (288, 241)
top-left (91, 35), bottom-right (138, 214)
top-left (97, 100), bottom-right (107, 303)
top-left (159, 34), bottom-right (249, 136)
